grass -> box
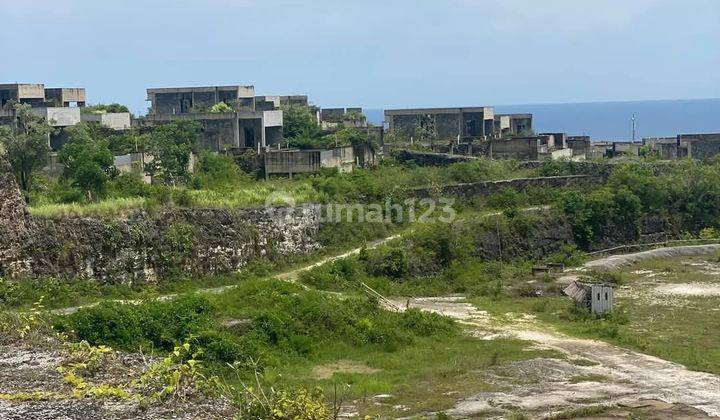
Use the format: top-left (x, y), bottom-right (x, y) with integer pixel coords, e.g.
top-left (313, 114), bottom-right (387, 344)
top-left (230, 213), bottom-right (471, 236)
top-left (204, 279), bottom-right (562, 417)
top-left (464, 255), bottom-right (720, 375)
top-left (42, 272), bottom-right (564, 418)
top-left (188, 181), bottom-right (323, 208)
top-left (27, 158), bottom-right (538, 218)
top-left (28, 197), bottom-right (147, 218)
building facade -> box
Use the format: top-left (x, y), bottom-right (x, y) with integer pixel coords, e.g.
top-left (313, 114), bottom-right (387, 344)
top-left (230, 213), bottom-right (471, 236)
top-left (384, 107), bottom-right (495, 142)
top-left (145, 85), bottom-right (284, 151)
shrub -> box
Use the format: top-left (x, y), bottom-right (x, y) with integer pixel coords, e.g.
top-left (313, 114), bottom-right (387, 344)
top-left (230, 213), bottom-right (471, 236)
top-left (238, 386), bottom-right (328, 420)
top-left (58, 295), bottom-right (214, 351)
top-left (400, 308), bottom-right (456, 336)
top-left (360, 247), bottom-right (408, 279)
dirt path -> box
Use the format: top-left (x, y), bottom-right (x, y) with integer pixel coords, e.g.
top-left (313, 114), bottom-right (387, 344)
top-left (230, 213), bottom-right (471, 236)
top-left (585, 244), bottom-right (720, 270)
top-left (387, 296), bottom-right (720, 417)
top-left (275, 234), bottom-right (402, 282)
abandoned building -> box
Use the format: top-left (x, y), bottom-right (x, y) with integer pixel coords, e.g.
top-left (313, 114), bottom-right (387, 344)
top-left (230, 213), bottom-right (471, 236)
top-left (80, 112), bottom-right (132, 130)
top-left (319, 107), bottom-right (367, 129)
top-left (385, 107), bottom-right (496, 142)
top-left (644, 137), bottom-right (677, 159)
top-left (563, 281), bottom-right (614, 315)
top-left (539, 132), bottom-right (567, 150)
top-left (0, 83), bottom-right (132, 150)
top-left (263, 144), bottom-right (376, 178)
top-left (566, 136), bottom-right (591, 159)
top-left (488, 137), bottom-right (539, 160)
top-left (494, 113), bottom-right (533, 137)
top-left (0, 84), bottom-right (87, 150)
top-left (145, 85), bottom-right (284, 152)
top-left (677, 133), bottom-right (720, 160)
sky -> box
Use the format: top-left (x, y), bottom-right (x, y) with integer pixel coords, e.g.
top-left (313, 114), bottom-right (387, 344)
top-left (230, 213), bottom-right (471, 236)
top-left (1, 0), bottom-right (718, 114)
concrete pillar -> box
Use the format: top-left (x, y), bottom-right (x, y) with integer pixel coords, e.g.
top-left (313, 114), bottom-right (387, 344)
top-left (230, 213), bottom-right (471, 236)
top-left (233, 117), bottom-right (240, 148)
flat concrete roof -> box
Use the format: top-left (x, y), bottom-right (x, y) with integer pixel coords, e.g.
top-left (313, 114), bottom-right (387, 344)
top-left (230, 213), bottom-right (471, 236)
top-left (384, 107), bottom-right (493, 115)
top-left (495, 113), bottom-right (532, 119)
top-left (0, 83), bottom-right (44, 89)
top-left (146, 111), bottom-right (263, 121)
top-left (146, 85), bottom-right (254, 94)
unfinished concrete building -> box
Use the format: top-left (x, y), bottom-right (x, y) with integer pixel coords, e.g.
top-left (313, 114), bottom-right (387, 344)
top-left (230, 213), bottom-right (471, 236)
top-left (264, 144), bottom-right (376, 178)
top-left (385, 107), bottom-right (495, 142)
top-left (489, 137), bottom-right (539, 160)
top-left (0, 84), bottom-right (48, 108)
top-left (0, 83), bottom-right (89, 150)
top-left (644, 137), bottom-right (678, 159)
top-left (320, 107), bottom-right (366, 129)
top-left (567, 136), bottom-right (591, 159)
top-left (677, 133), bottom-right (720, 160)
top-left (146, 85), bottom-right (283, 151)
top-left (256, 95), bottom-right (321, 123)
top-left (494, 113), bottom-right (533, 137)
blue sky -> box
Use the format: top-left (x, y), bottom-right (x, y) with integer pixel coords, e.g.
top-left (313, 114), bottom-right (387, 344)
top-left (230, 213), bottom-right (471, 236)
top-left (1, 0), bottom-right (718, 114)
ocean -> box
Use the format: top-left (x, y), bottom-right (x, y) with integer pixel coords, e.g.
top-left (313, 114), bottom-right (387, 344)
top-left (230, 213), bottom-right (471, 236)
top-left (364, 98), bottom-right (720, 141)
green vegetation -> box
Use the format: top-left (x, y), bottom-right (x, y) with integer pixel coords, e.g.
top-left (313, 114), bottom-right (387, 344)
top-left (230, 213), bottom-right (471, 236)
top-left (81, 103), bottom-right (131, 114)
top-left (0, 103), bottom-right (51, 193)
top-left (145, 120), bottom-right (200, 185)
top-left (27, 155), bottom-right (529, 217)
top-left (59, 123), bottom-right (115, 201)
top-left (46, 278), bottom-right (559, 416)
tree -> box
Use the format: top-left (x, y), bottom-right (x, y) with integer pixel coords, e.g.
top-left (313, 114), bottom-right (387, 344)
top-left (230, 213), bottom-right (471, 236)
top-left (146, 120), bottom-right (200, 185)
top-left (59, 123), bottom-right (114, 201)
top-left (81, 103), bottom-right (131, 114)
top-left (282, 105), bottom-right (320, 139)
top-left (0, 103), bottom-right (51, 193)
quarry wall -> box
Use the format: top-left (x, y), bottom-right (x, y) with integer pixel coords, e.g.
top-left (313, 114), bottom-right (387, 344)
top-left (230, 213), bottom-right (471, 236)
top-left (411, 175), bottom-right (602, 199)
top-left (0, 154), bottom-right (321, 283)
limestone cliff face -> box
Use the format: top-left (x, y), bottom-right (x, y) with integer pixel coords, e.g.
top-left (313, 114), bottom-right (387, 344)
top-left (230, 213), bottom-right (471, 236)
top-left (0, 154), bottom-right (33, 278)
top-left (26, 206), bottom-right (321, 284)
top-left (0, 153), bottom-right (322, 283)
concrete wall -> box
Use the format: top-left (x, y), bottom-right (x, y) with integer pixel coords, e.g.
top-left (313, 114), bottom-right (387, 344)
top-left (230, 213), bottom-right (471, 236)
top-left (320, 146), bottom-right (356, 172)
top-left (567, 137), bottom-right (590, 158)
top-left (17, 84), bottom-right (45, 100)
top-left (680, 133), bottom-right (720, 160)
top-left (34, 107), bottom-right (81, 127)
top-left (489, 137), bottom-right (539, 160)
top-left (44, 88), bottom-right (86, 106)
top-left (263, 110), bottom-right (283, 127)
top-left (321, 108), bottom-right (345, 122)
top-left (81, 112), bottom-right (131, 130)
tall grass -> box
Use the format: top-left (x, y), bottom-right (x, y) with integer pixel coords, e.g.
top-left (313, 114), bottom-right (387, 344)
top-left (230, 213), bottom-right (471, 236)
top-left (28, 197), bottom-right (147, 219)
top-left (189, 181), bottom-right (324, 208)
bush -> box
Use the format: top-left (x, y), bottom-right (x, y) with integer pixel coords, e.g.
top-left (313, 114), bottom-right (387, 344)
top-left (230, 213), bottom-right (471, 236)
top-left (189, 329), bottom-right (245, 364)
top-left (238, 386), bottom-right (328, 420)
top-left (360, 247), bottom-right (408, 279)
top-left (194, 152), bottom-right (248, 191)
top-left (400, 308), bottom-right (456, 336)
top-left (109, 172), bottom-right (150, 198)
top-left (58, 295), bottom-right (214, 351)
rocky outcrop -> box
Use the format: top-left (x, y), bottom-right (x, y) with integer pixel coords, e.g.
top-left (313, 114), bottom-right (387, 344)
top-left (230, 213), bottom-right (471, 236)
top-left (0, 154), bottom-right (33, 278)
top-left (26, 206), bottom-right (321, 284)
top-left (411, 175), bottom-right (601, 199)
top-left (0, 153), bottom-right (322, 283)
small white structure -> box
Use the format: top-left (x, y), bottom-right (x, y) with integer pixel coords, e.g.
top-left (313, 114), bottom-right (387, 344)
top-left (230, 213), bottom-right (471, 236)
top-left (563, 281), bottom-right (614, 315)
